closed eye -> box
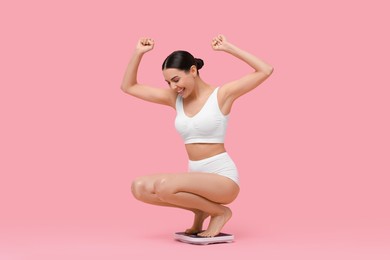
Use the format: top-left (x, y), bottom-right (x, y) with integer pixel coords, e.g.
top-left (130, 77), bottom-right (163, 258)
top-left (172, 77), bottom-right (179, 82)
top-left (166, 77), bottom-right (179, 86)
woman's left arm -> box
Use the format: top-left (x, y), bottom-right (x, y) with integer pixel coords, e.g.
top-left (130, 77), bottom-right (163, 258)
top-left (212, 35), bottom-right (273, 106)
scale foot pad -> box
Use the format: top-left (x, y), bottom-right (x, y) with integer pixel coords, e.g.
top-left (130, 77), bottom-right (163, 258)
top-left (174, 232), bottom-right (234, 245)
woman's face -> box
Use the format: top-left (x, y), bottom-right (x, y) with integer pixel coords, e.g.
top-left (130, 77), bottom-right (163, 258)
top-left (163, 66), bottom-right (197, 98)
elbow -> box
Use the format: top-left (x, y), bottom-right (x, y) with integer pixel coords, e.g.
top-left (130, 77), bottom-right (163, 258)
top-left (121, 84), bottom-right (135, 93)
top-left (256, 66), bottom-right (274, 78)
top-left (265, 66), bottom-right (274, 76)
top-left (255, 66), bottom-right (274, 81)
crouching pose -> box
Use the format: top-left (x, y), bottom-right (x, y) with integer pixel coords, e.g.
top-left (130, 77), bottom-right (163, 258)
top-left (121, 35), bottom-right (273, 237)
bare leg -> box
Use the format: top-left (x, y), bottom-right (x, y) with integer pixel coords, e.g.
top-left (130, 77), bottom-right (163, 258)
top-left (185, 210), bottom-right (209, 234)
top-left (131, 174), bottom-right (210, 233)
top-left (157, 190), bottom-right (233, 237)
top-left (152, 172), bottom-right (239, 237)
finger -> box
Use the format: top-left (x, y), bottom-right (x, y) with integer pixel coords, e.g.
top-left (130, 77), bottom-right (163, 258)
top-left (140, 37), bottom-right (152, 45)
top-left (141, 39), bottom-right (150, 46)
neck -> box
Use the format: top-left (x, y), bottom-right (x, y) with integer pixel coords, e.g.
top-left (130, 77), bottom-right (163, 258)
top-left (188, 77), bottom-right (212, 100)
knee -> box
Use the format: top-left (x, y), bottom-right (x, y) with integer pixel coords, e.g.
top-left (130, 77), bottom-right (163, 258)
top-left (131, 178), bottom-right (146, 200)
top-left (154, 178), bottom-right (174, 201)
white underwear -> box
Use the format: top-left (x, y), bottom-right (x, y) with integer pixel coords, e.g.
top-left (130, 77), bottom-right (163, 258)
top-left (188, 152), bottom-right (239, 186)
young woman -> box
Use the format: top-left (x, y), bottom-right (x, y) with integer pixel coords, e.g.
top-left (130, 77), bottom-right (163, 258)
top-left (121, 35), bottom-right (273, 237)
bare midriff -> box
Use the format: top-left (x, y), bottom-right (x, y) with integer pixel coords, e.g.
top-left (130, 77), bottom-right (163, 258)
top-left (185, 143), bottom-right (226, 161)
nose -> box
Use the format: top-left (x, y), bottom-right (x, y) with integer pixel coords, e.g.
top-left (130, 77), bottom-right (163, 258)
top-left (170, 83), bottom-right (177, 90)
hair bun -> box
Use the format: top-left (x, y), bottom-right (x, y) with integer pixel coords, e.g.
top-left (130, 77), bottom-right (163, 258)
top-left (195, 58), bottom-right (204, 70)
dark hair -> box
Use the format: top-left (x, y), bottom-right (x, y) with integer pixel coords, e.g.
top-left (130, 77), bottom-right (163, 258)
top-left (162, 50), bottom-right (204, 74)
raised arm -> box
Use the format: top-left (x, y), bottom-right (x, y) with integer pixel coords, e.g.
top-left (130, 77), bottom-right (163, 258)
top-left (212, 35), bottom-right (273, 112)
top-left (120, 38), bottom-right (176, 108)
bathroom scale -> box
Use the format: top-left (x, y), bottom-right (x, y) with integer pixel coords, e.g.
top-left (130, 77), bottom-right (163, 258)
top-left (174, 232), bottom-right (234, 245)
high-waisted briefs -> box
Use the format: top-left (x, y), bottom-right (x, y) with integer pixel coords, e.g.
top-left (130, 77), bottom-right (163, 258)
top-left (188, 152), bottom-right (239, 185)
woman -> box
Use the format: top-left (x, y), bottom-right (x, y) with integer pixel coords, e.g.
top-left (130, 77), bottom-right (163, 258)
top-left (121, 35), bottom-right (273, 237)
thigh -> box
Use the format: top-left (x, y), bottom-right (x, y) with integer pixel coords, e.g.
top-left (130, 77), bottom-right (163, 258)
top-left (156, 172), bottom-right (240, 204)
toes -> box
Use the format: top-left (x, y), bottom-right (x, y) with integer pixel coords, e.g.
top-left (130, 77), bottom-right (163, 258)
top-left (197, 231), bottom-right (215, 237)
top-left (197, 232), bottom-right (208, 237)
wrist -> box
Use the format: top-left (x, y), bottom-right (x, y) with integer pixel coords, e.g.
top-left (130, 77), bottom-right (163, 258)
top-left (223, 42), bottom-right (238, 54)
top-left (134, 49), bottom-right (146, 56)
top-left (130, 50), bottom-right (145, 64)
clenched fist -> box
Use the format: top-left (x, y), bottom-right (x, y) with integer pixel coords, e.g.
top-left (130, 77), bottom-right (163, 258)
top-left (211, 35), bottom-right (231, 52)
top-left (136, 38), bottom-right (155, 54)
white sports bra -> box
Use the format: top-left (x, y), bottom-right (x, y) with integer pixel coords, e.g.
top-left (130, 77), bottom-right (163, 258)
top-left (175, 87), bottom-right (229, 144)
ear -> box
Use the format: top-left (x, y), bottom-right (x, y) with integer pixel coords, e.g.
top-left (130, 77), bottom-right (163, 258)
top-left (190, 65), bottom-right (197, 77)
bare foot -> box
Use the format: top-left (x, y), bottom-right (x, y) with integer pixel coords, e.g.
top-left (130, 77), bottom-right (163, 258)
top-left (197, 207), bottom-right (232, 237)
top-left (185, 210), bottom-right (210, 235)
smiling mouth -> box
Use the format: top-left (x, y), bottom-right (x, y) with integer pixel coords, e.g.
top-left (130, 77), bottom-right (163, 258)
top-left (177, 88), bottom-right (184, 95)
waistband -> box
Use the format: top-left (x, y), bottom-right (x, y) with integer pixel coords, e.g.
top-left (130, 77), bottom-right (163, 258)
top-left (188, 152), bottom-right (229, 164)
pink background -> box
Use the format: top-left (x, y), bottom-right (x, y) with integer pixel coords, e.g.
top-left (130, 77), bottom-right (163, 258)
top-left (1, 0), bottom-right (389, 259)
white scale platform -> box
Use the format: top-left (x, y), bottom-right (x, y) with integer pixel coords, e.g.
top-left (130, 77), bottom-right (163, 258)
top-left (174, 232), bottom-right (234, 245)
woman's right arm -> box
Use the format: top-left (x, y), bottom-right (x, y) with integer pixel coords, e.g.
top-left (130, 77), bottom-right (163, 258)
top-left (120, 38), bottom-right (176, 108)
